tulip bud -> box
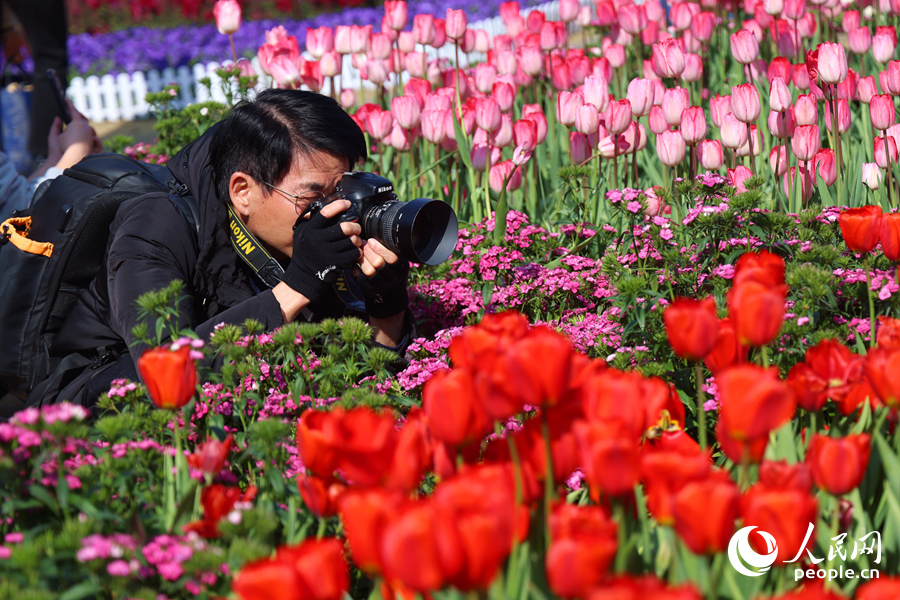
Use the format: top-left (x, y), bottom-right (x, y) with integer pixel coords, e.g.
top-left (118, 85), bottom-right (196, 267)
top-left (793, 93), bottom-right (818, 126)
top-left (662, 87), bottom-right (690, 127)
top-left (720, 112), bottom-right (749, 150)
top-left (731, 83), bottom-right (761, 124)
top-left (769, 77), bottom-right (792, 113)
top-left (213, 0), bottom-right (241, 35)
top-left (696, 139), bottom-right (724, 170)
top-left (657, 130), bottom-right (687, 167)
top-left (730, 29), bottom-right (759, 65)
top-left (824, 99), bottom-right (851, 134)
top-left (862, 163), bottom-right (883, 190)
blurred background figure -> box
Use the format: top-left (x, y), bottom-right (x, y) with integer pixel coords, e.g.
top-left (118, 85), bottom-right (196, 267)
top-left (2, 0), bottom-right (69, 159)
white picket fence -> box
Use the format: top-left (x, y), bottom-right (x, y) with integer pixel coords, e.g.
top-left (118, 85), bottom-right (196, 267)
top-left (68, 0), bottom-right (589, 123)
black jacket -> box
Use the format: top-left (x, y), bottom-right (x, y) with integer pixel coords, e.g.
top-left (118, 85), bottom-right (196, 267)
top-left (29, 128), bottom-right (355, 407)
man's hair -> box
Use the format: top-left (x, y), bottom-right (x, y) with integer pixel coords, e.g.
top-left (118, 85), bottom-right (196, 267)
top-left (209, 89), bottom-right (367, 205)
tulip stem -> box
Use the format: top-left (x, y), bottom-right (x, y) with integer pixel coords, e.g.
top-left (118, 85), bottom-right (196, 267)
top-left (709, 554), bottom-right (725, 600)
top-left (484, 142), bottom-right (492, 220)
top-left (760, 345), bottom-right (770, 369)
top-left (316, 516), bottom-right (327, 541)
top-left (885, 132), bottom-right (896, 208)
top-left (505, 434), bottom-right (524, 600)
top-left (228, 34), bottom-right (238, 65)
top-left (541, 409), bottom-right (555, 521)
top-left (824, 495), bottom-right (840, 592)
top-left (695, 363), bottom-right (707, 451)
top-left (832, 85), bottom-right (844, 203)
top-left (864, 254), bottom-right (877, 349)
top-left (613, 142), bottom-right (619, 190)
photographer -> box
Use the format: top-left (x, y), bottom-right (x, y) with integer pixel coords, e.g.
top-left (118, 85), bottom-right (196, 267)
top-left (28, 89), bottom-right (411, 408)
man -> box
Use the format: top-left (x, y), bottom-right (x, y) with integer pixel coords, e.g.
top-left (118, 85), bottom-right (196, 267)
top-left (28, 89), bottom-right (410, 408)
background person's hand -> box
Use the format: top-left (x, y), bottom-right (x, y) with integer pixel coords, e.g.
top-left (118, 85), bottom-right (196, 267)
top-left (54, 100), bottom-right (100, 169)
top-left (280, 199), bottom-right (365, 304)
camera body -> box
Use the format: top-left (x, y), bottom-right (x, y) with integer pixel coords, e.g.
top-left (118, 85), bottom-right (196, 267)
top-left (305, 171), bottom-right (458, 266)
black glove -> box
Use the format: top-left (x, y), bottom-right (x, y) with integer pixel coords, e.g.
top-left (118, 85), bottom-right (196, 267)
top-left (281, 211), bottom-right (361, 304)
top-left (354, 257), bottom-right (410, 319)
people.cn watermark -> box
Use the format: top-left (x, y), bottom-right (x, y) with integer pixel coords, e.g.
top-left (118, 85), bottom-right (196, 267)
top-left (727, 523), bottom-right (881, 582)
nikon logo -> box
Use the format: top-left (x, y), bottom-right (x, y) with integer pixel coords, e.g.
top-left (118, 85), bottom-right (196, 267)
top-left (377, 185), bottom-right (392, 193)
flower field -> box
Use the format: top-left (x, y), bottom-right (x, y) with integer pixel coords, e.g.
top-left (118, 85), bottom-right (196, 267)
top-left (6, 0), bottom-right (900, 599)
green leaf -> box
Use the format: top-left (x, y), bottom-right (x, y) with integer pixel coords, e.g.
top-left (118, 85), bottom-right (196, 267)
top-left (58, 581), bottom-right (103, 600)
top-left (874, 431), bottom-right (900, 495)
top-left (27, 485), bottom-right (61, 516)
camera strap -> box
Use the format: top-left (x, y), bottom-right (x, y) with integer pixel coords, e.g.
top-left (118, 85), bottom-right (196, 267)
top-left (227, 205), bottom-right (285, 289)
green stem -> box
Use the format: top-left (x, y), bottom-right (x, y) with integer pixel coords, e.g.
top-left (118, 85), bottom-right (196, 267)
top-left (824, 495), bottom-right (840, 592)
top-left (484, 140), bottom-right (492, 220)
top-left (760, 345), bottom-right (770, 369)
top-left (541, 412), bottom-right (555, 550)
top-left (865, 254), bottom-right (876, 348)
top-left (316, 516), bottom-right (327, 541)
top-left (614, 502), bottom-right (627, 573)
top-left (695, 363), bottom-right (707, 450)
top-left (505, 434), bottom-right (524, 600)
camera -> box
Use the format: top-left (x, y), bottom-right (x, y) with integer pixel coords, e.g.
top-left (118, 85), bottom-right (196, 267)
top-left (303, 171), bottom-right (459, 266)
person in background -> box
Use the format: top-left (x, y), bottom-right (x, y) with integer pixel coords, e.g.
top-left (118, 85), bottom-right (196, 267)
top-left (0, 98), bottom-right (101, 222)
top-left (3, 0), bottom-right (69, 158)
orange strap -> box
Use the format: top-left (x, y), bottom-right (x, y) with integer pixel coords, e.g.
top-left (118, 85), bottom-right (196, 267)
top-left (0, 217), bottom-right (54, 257)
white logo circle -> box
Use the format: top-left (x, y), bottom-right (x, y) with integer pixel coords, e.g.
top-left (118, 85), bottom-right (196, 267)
top-left (728, 526), bottom-right (779, 577)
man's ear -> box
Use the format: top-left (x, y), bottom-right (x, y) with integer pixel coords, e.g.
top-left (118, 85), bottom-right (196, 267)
top-left (229, 172), bottom-right (257, 217)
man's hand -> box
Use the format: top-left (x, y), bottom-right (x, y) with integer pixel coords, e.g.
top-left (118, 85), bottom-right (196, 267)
top-left (354, 239), bottom-right (409, 322)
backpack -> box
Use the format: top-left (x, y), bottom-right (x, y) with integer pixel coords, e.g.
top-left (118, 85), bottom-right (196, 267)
top-left (0, 153), bottom-right (199, 399)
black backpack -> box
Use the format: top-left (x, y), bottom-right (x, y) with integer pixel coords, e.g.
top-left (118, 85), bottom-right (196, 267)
top-left (0, 153), bottom-right (199, 399)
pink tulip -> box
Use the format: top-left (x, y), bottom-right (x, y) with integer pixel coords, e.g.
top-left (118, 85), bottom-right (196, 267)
top-left (556, 91), bottom-right (584, 127)
top-left (213, 0), bottom-right (241, 35)
top-left (575, 105), bottom-right (600, 135)
top-left (386, 121), bottom-right (411, 151)
top-left (816, 42), bottom-right (848, 84)
top-left (736, 124), bottom-right (763, 158)
top-left (499, 1), bottom-right (520, 25)
top-left (432, 18), bottom-right (447, 48)
top-left (559, 0), bottom-right (580, 23)
top-left (626, 78), bottom-right (654, 118)
top-left (471, 143), bottom-right (500, 171)
top-left (367, 110), bottom-right (394, 139)
top-left (384, 0), bottom-right (408, 30)
top-left (769, 77), bottom-right (792, 113)
top-left (812, 148), bottom-right (836, 186)
top-left (649, 106), bottom-right (668, 134)
top-left (350, 25), bottom-right (372, 54)
top-left (731, 83), bottom-right (761, 124)
top-left (495, 50), bottom-right (518, 76)
top-left (874, 32), bottom-right (896, 63)
top-left (710, 94), bottom-right (732, 127)
top-left (608, 99), bottom-right (633, 135)
top-left (268, 54), bottom-right (301, 89)
top-left (824, 99), bottom-right (851, 133)
top-left (652, 38), bottom-right (685, 78)
top-left (793, 93), bottom-right (818, 125)
top-left (583, 76), bottom-right (609, 112)
top-left (691, 12), bottom-right (717, 42)
top-left (301, 60), bottom-right (324, 92)
top-left (720, 112), bottom-right (749, 149)
top-left (513, 118), bottom-right (537, 150)
top-left (729, 165), bottom-right (754, 194)
top-left (460, 29), bottom-right (476, 53)
top-left (762, 0), bottom-right (783, 15)
top-left (474, 63), bottom-right (497, 93)
top-left (523, 111), bottom-right (548, 144)
top-left (848, 27), bottom-right (872, 55)
top-left (425, 93), bottom-right (451, 112)
top-left (517, 46), bottom-right (543, 77)
top-left (369, 32), bottom-right (391, 60)
top-left (265, 25), bottom-right (288, 45)
top-left (871, 94), bottom-right (896, 131)
top-left (662, 87), bottom-right (689, 127)
top-left (669, 2), bottom-right (693, 30)
top-left (413, 14), bottom-right (435, 45)
top-left (782, 165), bottom-right (814, 202)
top-left (730, 29), bottom-right (759, 65)
top-left (422, 110), bottom-right (449, 144)
top-left (657, 130), bottom-right (686, 167)
top-left (236, 58), bottom-right (258, 86)
top-left (885, 61), bottom-right (900, 95)
top-left (768, 107), bottom-right (795, 139)
top-left (681, 106), bottom-right (707, 144)
top-left (598, 133), bottom-right (630, 158)
top-left (445, 8), bottom-right (467, 41)
top-left (605, 44), bottom-right (626, 69)
top-left (340, 88), bottom-right (355, 109)
top-left (391, 95), bottom-right (421, 130)
top-left (320, 51), bottom-right (342, 78)
top-left (791, 124), bottom-right (821, 161)
top-left (493, 81), bottom-right (516, 113)
top-left (334, 26), bottom-right (352, 54)
top-left (366, 58), bottom-right (389, 85)
top-left (769, 146), bottom-right (788, 177)
top-left (875, 135), bottom-right (899, 168)
top-left (862, 163), bottom-right (883, 190)
top-left (492, 114), bottom-right (514, 147)
top-left (567, 52), bottom-right (590, 86)
top-left (858, 76), bottom-right (877, 104)
top-left (618, 3), bottom-right (647, 34)
top-left (792, 63), bottom-right (810, 90)
top-left (397, 31), bottom-right (416, 54)
top-left (489, 160), bottom-right (523, 193)
top-left (570, 132), bottom-right (591, 164)
top-left (682, 53), bottom-right (703, 83)
top-left (526, 10), bottom-right (545, 33)
top-left (475, 97), bottom-right (502, 133)
top-left (595, 0), bottom-right (617, 26)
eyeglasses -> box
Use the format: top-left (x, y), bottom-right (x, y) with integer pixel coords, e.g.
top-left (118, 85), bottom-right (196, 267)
top-left (261, 181), bottom-right (327, 215)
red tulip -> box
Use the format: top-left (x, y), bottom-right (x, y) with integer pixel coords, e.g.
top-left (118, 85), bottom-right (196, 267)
top-left (233, 539), bottom-right (349, 600)
top-left (137, 346), bottom-right (197, 410)
top-left (546, 502), bottom-right (618, 598)
top-left (856, 578), bottom-right (900, 600)
top-left (740, 484), bottom-right (818, 565)
top-left (716, 364), bottom-right (796, 441)
top-left (672, 470), bottom-right (740, 554)
top-left (184, 483), bottom-right (257, 538)
top-left (213, 0), bottom-right (241, 35)
top-left (575, 420), bottom-right (641, 499)
top-left (728, 280), bottom-right (788, 347)
top-left (297, 472), bottom-right (345, 518)
top-left (864, 347), bottom-right (900, 408)
top-left (338, 489), bottom-right (404, 575)
top-left (663, 297), bottom-right (720, 361)
top-left (734, 250), bottom-right (785, 287)
top-left (839, 205), bottom-right (883, 253)
top-left (187, 434), bottom-right (233, 479)
top-left (641, 430), bottom-right (711, 526)
top-left (806, 434), bottom-right (871, 496)
top-left (703, 318), bottom-right (748, 374)
top-left (881, 214), bottom-right (900, 261)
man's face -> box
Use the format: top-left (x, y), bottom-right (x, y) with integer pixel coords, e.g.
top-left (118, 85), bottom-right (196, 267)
top-left (238, 151), bottom-right (350, 261)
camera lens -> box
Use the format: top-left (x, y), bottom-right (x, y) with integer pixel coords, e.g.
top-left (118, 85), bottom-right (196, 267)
top-left (364, 198), bottom-right (458, 265)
